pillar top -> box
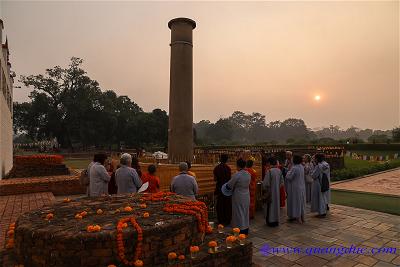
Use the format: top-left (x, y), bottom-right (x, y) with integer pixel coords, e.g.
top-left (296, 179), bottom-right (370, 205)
top-left (168, 17), bottom-right (196, 30)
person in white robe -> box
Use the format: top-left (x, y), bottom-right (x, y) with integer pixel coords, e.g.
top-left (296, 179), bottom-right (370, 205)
top-left (285, 154), bottom-right (306, 224)
top-left (225, 158), bottom-right (251, 234)
top-left (263, 157), bottom-right (284, 227)
top-left (311, 153), bottom-right (331, 217)
top-left (89, 153), bottom-right (111, 197)
top-left (303, 154), bottom-right (314, 203)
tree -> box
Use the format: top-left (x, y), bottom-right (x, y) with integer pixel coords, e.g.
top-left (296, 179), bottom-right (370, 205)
top-left (15, 57), bottom-right (168, 149)
top-left (392, 127), bottom-right (400, 142)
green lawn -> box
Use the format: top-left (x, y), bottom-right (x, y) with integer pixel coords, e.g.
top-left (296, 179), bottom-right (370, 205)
top-left (331, 189), bottom-right (400, 216)
top-left (344, 157), bottom-right (377, 169)
top-left (350, 150), bottom-right (399, 156)
top-left (64, 158), bottom-right (91, 169)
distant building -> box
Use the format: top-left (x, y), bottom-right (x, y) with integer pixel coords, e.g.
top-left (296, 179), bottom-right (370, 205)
top-left (0, 19), bottom-right (14, 179)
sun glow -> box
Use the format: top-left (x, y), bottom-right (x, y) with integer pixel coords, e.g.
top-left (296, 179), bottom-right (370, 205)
top-left (314, 95), bottom-right (321, 101)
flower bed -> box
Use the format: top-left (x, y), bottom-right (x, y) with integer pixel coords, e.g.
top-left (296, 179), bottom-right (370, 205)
top-left (8, 193), bottom-right (252, 267)
top-left (14, 155), bottom-right (64, 165)
top-left (6, 155), bottom-right (69, 178)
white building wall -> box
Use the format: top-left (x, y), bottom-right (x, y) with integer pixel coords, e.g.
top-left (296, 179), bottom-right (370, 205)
top-left (0, 25), bottom-right (13, 179)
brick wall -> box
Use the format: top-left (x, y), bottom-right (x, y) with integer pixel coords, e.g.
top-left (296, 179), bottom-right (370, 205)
top-left (0, 174), bottom-right (86, 196)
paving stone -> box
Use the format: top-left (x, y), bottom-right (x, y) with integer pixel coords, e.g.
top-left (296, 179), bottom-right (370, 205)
top-left (354, 255), bottom-right (379, 266)
top-left (296, 255), bottom-right (328, 266)
top-left (391, 256), bottom-right (400, 265)
top-left (372, 261), bottom-right (397, 267)
top-left (326, 257), bottom-right (358, 267)
top-left (0, 192), bottom-right (55, 249)
top-left (371, 252), bottom-right (397, 263)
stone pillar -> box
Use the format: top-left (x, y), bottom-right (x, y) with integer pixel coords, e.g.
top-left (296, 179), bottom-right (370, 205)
top-left (168, 18), bottom-right (196, 163)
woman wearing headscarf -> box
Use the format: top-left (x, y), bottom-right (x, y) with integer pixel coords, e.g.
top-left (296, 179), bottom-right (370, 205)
top-left (285, 154), bottom-right (306, 224)
top-left (224, 158), bottom-right (251, 234)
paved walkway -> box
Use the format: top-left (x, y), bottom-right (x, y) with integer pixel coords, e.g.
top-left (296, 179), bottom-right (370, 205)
top-left (1, 192), bottom-right (399, 267)
top-left (250, 204), bottom-right (400, 267)
top-left (332, 169), bottom-right (400, 196)
top-left (0, 192), bottom-right (55, 249)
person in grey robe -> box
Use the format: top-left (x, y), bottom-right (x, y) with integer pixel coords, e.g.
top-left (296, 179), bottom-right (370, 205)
top-left (171, 162), bottom-right (198, 200)
top-left (89, 153), bottom-right (111, 197)
top-left (303, 154), bottom-right (314, 203)
top-left (262, 157), bottom-right (284, 227)
top-left (226, 158), bottom-right (251, 234)
top-left (285, 154), bottom-right (306, 224)
top-left (311, 153), bottom-right (331, 217)
top-left (115, 153), bottom-right (142, 194)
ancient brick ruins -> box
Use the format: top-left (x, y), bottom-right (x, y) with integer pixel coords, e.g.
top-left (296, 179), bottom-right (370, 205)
top-left (8, 193), bottom-right (252, 267)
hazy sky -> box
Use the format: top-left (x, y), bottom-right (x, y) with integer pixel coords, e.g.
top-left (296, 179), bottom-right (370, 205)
top-left (1, 1), bottom-right (399, 130)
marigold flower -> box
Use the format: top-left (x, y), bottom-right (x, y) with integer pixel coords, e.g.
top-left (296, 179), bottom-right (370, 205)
top-left (238, 234), bottom-right (246, 240)
top-left (226, 235), bottom-right (236, 242)
top-left (218, 224), bottom-right (224, 228)
top-left (63, 198), bottom-right (71, 203)
top-left (107, 265), bottom-right (117, 267)
top-left (96, 209), bottom-right (103, 215)
top-left (168, 252), bottom-right (177, 260)
top-left (143, 212), bottom-right (150, 218)
top-left (140, 203), bottom-right (147, 208)
top-left (134, 260), bottom-right (143, 267)
top-left (233, 228), bottom-right (240, 233)
top-left (208, 241), bottom-right (217, 248)
top-left (178, 254), bottom-right (185, 260)
top-left (81, 211), bottom-right (88, 217)
top-left (124, 206), bottom-right (133, 212)
top-left (75, 214), bottom-right (83, 220)
top-left (45, 213), bottom-right (54, 220)
top-left (190, 246), bottom-right (200, 253)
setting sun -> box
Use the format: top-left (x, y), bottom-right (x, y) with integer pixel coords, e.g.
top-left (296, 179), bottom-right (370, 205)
top-left (314, 95), bottom-right (321, 101)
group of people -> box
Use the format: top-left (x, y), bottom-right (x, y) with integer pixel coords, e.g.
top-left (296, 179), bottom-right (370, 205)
top-left (84, 153), bottom-right (200, 200)
top-left (84, 153), bottom-right (161, 196)
top-left (84, 150), bottom-right (330, 236)
top-left (213, 151), bottom-right (331, 234)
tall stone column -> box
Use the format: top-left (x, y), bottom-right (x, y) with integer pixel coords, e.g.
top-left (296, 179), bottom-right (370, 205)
top-left (168, 18), bottom-right (196, 163)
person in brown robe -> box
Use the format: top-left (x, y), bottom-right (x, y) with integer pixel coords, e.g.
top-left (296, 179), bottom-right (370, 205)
top-left (214, 154), bottom-right (232, 226)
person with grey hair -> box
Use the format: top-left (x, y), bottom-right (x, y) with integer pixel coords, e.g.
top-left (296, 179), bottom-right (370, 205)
top-left (171, 162), bottom-right (199, 199)
top-left (115, 153), bottom-right (142, 194)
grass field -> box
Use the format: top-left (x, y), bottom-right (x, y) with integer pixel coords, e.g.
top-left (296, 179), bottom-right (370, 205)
top-left (350, 150), bottom-right (399, 156)
top-left (344, 157), bottom-right (376, 169)
top-left (331, 189), bottom-right (400, 216)
top-left (64, 158), bottom-right (91, 169)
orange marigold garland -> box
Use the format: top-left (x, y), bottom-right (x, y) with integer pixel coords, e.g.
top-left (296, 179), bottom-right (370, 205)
top-left (141, 191), bottom-right (176, 202)
top-left (163, 201), bottom-right (210, 234)
top-left (116, 217), bottom-right (143, 266)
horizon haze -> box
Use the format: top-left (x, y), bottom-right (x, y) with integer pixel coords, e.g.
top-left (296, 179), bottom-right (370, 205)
top-left (1, 1), bottom-right (399, 130)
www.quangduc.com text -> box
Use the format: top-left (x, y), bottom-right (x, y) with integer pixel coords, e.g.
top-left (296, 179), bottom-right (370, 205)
top-left (260, 244), bottom-right (397, 257)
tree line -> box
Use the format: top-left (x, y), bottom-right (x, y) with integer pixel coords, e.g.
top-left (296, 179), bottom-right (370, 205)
top-left (13, 58), bottom-right (168, 149)
top-left (13, 58), bottom-right (399, 149)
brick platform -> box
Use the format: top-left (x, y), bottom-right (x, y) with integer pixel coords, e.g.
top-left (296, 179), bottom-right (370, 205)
top-left (0, 173), bottom-right (85, 196)
top-left (0, 192), bottom-right (55, 249)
